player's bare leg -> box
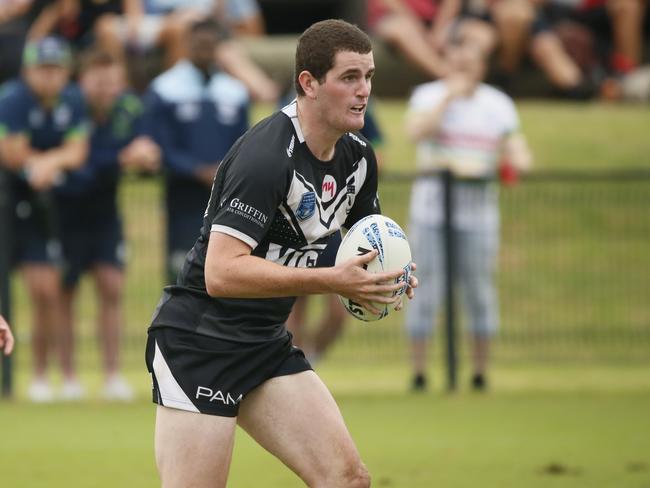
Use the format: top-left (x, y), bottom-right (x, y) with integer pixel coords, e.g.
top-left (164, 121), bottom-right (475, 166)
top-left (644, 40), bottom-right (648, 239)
top-left (238, 370), bottom-right (371, 488)
top-left (155, 406), bottom-right (237, 488)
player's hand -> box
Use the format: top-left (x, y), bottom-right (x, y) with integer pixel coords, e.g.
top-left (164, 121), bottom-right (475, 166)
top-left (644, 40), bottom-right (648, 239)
top-left (25, 156), bottom-right (63, 191)
top-left (332, 250), bottom-right (409, 315)
top-left (395, 262), bottom-right (418, 312)
top-left (0, 315), bottom-right (14, 356)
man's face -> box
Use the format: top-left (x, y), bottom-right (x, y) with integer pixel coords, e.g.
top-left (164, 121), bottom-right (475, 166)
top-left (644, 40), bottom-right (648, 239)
top-left (80, 64), bottom-right (126, 112)
top-left (188, 30), bottom-right (217, 72)
top-left (315, 50), bottom-right (375, 134)
top-left (24, 64), bottom-right (70, 100)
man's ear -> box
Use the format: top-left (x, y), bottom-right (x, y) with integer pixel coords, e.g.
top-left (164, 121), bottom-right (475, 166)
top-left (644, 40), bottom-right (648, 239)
top-left (297, 70), bottom-right (319, 100)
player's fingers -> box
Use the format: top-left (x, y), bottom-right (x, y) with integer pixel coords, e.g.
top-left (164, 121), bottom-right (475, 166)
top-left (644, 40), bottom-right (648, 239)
top-left (373, 267), bottom-right (408, 284)
top-left (3, 334), bottom-right (13, 355)
top-left (409, 275), bottom-right (419, 289)
top-left (358, 300), bottom-right (384, 316)
top-left (351, 249), bottom-right (378, 266)
top-left (361, 293), bottom-right (398, 305)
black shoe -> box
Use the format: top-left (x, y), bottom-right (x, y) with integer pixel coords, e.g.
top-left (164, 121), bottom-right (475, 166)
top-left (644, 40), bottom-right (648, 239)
top-left (471, 373), bottom-right (487, 391)
top-left (411, 373), bottom-right (427, 392)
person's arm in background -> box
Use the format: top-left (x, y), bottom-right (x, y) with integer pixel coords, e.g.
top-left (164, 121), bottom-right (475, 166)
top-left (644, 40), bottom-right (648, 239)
top-left (428, 0), bottom-right (462, 49)
top-left (0, 315), bottom-right (15, 356)
top-left (405, 75), bottom-right (473, 142)
top-left (0, 0), bottom-right (33, 24)
top-left (27, 0), bottom-right (63, 39)
top-left (215, 40), bottom-right (279, 103)
top-left (24, 130), bottom-right (89, 190)
top-left (122, 0), bottom-right (144, 45)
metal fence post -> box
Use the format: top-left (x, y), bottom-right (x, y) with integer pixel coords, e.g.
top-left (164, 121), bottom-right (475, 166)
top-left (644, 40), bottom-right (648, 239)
top-left (442, 170), bottom-right (458, 391)
top-left (0, 167), bottom-right (13, 398)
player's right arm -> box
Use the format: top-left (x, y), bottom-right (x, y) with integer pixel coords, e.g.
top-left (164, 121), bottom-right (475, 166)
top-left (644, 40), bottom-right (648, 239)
top-left (205, 231), bottom-right (405, 315)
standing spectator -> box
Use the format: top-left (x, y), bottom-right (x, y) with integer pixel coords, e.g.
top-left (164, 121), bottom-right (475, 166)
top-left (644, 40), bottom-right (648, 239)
top-left (0, 314), bottom-right (15, 356)
top-left (0, 36), bottom-right (89, 402)
top-left (404, 39), bottom-right (532, 391)
top-left (54, 49), bottom-right (160, 401)
top-left (144, 18), bottom-right (249, 283)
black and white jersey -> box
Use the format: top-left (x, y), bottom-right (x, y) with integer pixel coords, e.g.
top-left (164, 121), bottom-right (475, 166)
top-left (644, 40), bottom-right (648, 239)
top-left (150, 101), bottom-right (380, 342)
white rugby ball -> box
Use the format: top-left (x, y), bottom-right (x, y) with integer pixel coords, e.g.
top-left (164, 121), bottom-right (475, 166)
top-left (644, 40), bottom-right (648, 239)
top-left (335, 214), bottom-right (412, 321)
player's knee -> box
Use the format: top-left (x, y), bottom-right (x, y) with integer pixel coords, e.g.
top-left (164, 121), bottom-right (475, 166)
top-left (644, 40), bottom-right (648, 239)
top-left (332, 458), bottom-right (370, 488)
top-left (345, 461), bottom-right (371, 488)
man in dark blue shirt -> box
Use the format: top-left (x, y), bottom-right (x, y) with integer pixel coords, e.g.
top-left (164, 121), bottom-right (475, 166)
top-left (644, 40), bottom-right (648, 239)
top-left (55, 48), bottom-right (160, 401)
top-left (144, 18), bottom-right (250, 283)
top-left (0, 36), bottom-right (89, 402)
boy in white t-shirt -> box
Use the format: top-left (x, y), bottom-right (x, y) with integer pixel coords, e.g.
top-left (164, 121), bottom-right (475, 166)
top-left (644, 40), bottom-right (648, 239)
top-left (404, 40), bottom-right (532, 391)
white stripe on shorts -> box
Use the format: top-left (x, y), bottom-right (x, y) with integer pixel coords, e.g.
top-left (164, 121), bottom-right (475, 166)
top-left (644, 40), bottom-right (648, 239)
top-left (153, 340), bottom-right (199, 412)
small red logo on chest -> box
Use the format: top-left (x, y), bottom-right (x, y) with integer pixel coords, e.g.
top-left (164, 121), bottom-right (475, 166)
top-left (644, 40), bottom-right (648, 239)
top-left (322, 175), bottom-right (337, 203)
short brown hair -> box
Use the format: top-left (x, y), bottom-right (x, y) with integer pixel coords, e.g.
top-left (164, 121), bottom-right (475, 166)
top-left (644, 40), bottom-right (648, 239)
top-left (294, 19), bottom-right (372, 96)
top-left (77, 48), bottom-right (122, 75)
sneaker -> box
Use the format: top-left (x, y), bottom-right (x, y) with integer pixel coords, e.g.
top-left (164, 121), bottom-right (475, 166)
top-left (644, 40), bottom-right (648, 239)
top-left (60, 379), bottom-right (86, 401)
top-left (411, 373), bottom-right (427, 392)
top-left (471, 373), bottom-right (487, 392)
top-left (103, 375), bottom-right (134, 402)
top-left (28, 378), bottom-right (54, 403)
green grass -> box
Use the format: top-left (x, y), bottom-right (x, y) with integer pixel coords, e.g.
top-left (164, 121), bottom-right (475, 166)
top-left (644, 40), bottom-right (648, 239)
top-left (3, 100), bottom-right (650, 486)
top-left (2, 362), bottom-right (650, 487)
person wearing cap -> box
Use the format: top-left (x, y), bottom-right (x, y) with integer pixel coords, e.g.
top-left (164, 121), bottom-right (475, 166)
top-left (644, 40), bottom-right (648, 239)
top-left (0, 35), bottom-right (89, 402)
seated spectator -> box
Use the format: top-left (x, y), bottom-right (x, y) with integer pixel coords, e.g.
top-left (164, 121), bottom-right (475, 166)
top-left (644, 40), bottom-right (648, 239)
top-left (0, 36), bottom-right (89, 402)
top-left (54, 48), bottom-right (160, 401)
top-left (463, 0), bottom-right (595, 97)
top-left (143, 18), bottom-right (250, 283)
top-left (367, 0), bottom-right (497, 79)
top-left (539, 0), bottom-right (647, 99)
top-left (0, 0), bottom-right (33, 83)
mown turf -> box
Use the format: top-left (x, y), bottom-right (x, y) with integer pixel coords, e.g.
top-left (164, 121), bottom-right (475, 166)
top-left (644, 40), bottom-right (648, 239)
top-left (2, 363), bottom-right (650, 487)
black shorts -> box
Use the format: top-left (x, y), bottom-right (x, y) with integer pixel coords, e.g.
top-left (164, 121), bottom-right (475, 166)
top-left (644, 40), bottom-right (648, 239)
top-left (60, 214), bottom-right (125, 288)
top-left (145, 327), bottom-right (312, 417)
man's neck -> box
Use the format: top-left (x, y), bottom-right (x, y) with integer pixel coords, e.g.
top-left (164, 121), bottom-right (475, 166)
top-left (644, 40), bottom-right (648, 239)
top-left (296, 98), bottom-right (340, 162)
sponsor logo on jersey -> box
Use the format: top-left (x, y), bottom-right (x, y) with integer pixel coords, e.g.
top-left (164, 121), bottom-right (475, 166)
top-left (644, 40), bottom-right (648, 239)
top-left (296, 191), bottom-right (316, 221)
top-left (322, 175), bottom-right (337, 203)
top-left (196, 386), bottom-right (243, 405)
top-left (286, 134), bottom-right (295, 157)
top-left (347, 132), bottom-right (367, 147)
top-left (226, 198), bottom-right (268, 227)
top-left (53, 105), bottom-right (72, 129)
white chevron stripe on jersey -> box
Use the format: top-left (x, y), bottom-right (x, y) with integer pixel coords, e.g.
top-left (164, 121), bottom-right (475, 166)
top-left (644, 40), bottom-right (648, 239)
top-left (283, 158), bottom-right (369, 243)
top-left (153, 341), bottom-right (199, 412)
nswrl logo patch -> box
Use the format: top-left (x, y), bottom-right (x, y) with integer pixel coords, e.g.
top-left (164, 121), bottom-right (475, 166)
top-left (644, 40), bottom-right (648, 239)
top-left (296, 191), bottom-right (316, 221)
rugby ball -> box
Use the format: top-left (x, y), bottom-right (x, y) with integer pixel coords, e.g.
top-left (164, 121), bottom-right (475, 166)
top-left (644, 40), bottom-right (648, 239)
top-left (335, 214), bottom-right (412, 321)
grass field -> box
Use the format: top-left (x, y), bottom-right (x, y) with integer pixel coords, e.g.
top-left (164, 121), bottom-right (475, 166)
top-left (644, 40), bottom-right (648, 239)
top-left (2, 363), bottom-right (650, 487)
top-left (2, 100), bottom-right (650, 487)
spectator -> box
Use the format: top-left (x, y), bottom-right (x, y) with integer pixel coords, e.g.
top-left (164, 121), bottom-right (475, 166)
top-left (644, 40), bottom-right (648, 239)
top-left (144, 18), bottom-right (250, 283)
top-left (53, 48), bottom-right (159, 401)
top-left (466, 0), bottom-right (595, 97)
top-left (286, 107), bottom-right (386, 362)
top-left (0, 36), bottom-right (89, 402)
top-left (0, 314), bottom-right (15, 356)
top-left (367, 0), bottom-right (496, 79)
top-left (0, 0), bottom-right (33, 84)
top-left (404, 39), bottom-right (532, 391)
